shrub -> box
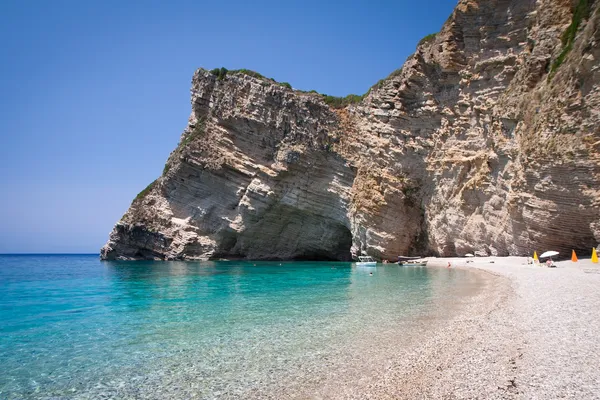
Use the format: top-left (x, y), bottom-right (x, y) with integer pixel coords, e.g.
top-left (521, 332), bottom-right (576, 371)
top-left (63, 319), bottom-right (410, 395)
top-left (229, 69), bottom-right (266, 79)
top-left (180, 117), bottom-right (206, 148)
top-left (215, 68), bottom-right (295, 89)
top-left (550, 0), bottom-right (591, 76)
top-left (388, 68), bottom-right (403, 79)
top-left (418, 33), bottom-right (437, 46)
top-left (561, 0), bottom-right (590, 47)
top-left (550, 45), bottom-right (572, 75)
top-left (322, 93), bottom-right (365, 108)
top-left (134, 180), bottom-right (156, 202)
top-left (209, 67), bottom-right (228, 80)
top-left (368, 67), bottom-right (403, 93)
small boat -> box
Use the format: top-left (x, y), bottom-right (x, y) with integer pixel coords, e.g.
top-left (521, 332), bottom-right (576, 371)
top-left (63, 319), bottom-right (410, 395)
top-left (397, 255), bottom-right (422, 263)
top-left (356, 256), bottom-right (377, 266)
top-left (398, 260), bottom-right (428, 267)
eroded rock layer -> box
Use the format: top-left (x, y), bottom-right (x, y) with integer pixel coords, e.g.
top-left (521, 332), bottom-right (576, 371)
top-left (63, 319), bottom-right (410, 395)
top-left (102, 0), bottom-right (600, 260)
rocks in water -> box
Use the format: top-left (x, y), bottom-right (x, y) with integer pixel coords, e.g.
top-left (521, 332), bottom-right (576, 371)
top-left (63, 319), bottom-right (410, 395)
top-left (101, 0), bottom-right (600, 260)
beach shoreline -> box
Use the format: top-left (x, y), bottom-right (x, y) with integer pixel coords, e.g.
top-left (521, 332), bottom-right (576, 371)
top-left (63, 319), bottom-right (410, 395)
top-left (2, 256), bottom-right (599, 399)
top-left (371, 256), bottom-right (600, 399)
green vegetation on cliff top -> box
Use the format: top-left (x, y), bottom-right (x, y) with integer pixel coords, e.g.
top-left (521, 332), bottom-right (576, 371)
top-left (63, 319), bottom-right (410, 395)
top-left (206, 30), bottom-right (443, 109)
top-left (206, 66), bottom-right (404, 109)
top-left (203, 30), bottom-right (440, 108)
top-left (418, 32), bottom-right (437, 46)
top-left (209, 68), bottom-right (292, 90)
top-left (321, 94), bottom-right (365, 108)
top-left (369, 67), bottom-right (403, 92)
top-left (134, 180), bottom-right (157, 202)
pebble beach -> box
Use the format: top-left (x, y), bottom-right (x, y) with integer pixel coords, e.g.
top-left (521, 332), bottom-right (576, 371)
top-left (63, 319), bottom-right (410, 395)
top-left (360, 256), bottom-right (600, 400)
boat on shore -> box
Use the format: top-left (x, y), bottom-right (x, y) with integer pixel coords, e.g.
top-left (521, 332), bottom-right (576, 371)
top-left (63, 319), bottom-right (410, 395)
top-left (356, 256), bottom-right (377, 266)
top-left (396, 255), bottom-right (427, 266)
top-left (397, 255), bottom-right (421, 262)
top-left (398, 260), bottom-right (428, 267)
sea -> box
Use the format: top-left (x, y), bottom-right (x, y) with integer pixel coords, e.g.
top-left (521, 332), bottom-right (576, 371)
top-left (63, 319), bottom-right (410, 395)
top-left (0, 254), bottom-right (482, 399)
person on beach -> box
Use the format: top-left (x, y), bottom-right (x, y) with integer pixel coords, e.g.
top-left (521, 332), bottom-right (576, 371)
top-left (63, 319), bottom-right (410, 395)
top-left (447, 262), bottom-right (451, 268)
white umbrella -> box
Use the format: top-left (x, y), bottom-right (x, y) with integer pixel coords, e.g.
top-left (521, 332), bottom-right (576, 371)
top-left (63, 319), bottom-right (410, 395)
top-left (540, 251), bottom-right (559, 259)
top-left (465, 253), bottom-right (474, 257)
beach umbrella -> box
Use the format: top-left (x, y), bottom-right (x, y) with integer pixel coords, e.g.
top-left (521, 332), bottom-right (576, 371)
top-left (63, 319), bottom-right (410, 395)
top-left (465, 253), bottom-right (474, 257)
top-left (592, 248), bottom-right (598, 263)
top-left (571, 250), bottom-right (578, 262)
top-left (533, 251), bottom-right (538, 261)
top-left (539, 251), bottom-right (559, 259)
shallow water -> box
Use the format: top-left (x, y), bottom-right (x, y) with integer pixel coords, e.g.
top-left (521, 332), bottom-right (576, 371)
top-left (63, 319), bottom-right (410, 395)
top-left (0, 255), bottom-right (481, 399)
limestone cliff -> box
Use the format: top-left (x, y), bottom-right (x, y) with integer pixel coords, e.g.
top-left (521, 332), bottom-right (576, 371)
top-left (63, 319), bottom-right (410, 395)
top-left (102, 0), bottom-right (600, 261)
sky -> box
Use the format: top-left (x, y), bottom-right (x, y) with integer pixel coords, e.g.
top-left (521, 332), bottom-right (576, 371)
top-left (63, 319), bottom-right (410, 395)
top-left (0, 0), bottom-right (458, 253)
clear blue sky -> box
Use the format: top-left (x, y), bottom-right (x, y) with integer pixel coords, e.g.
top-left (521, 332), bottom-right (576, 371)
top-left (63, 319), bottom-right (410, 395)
top-left (0, 0), bottom-right (457, 253)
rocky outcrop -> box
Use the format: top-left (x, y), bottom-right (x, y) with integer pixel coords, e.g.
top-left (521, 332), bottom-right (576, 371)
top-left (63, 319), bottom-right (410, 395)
top-left (102, 0), bottom-right (600, 260)
top-left (102, 72), bottom-right (355, 261)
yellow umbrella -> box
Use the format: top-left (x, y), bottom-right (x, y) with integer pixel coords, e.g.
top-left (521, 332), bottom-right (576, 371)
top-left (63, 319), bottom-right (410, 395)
top-left (592, 248), bottom-right (598, 263)
top-left (533, 251), bottom-right (538, 262)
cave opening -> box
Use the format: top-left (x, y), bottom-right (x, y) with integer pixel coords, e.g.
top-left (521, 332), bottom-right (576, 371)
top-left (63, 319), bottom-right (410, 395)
top-left (212, 206), bottom-right (354, 261)
top-left (290, 223), bottom-right (353, 261)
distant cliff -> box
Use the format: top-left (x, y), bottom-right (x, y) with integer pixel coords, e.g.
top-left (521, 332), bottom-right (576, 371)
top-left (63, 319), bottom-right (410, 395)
top-left (102, 0), bottom-right (600, 261)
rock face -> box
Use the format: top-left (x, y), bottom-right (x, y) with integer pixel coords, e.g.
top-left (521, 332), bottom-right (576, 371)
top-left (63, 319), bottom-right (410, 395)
top-left (102, 72), bottom-right (355, 261)
top-left (102, 0), bottom-right (600, 261)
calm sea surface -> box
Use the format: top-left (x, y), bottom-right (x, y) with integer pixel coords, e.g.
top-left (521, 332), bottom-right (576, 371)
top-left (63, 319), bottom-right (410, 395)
top-left (0, 255), bottom-right (481, 399)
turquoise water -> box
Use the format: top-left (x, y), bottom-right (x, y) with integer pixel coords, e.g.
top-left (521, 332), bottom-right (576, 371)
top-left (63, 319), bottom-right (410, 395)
top-left (0, 255), bottom-right (480, 399)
